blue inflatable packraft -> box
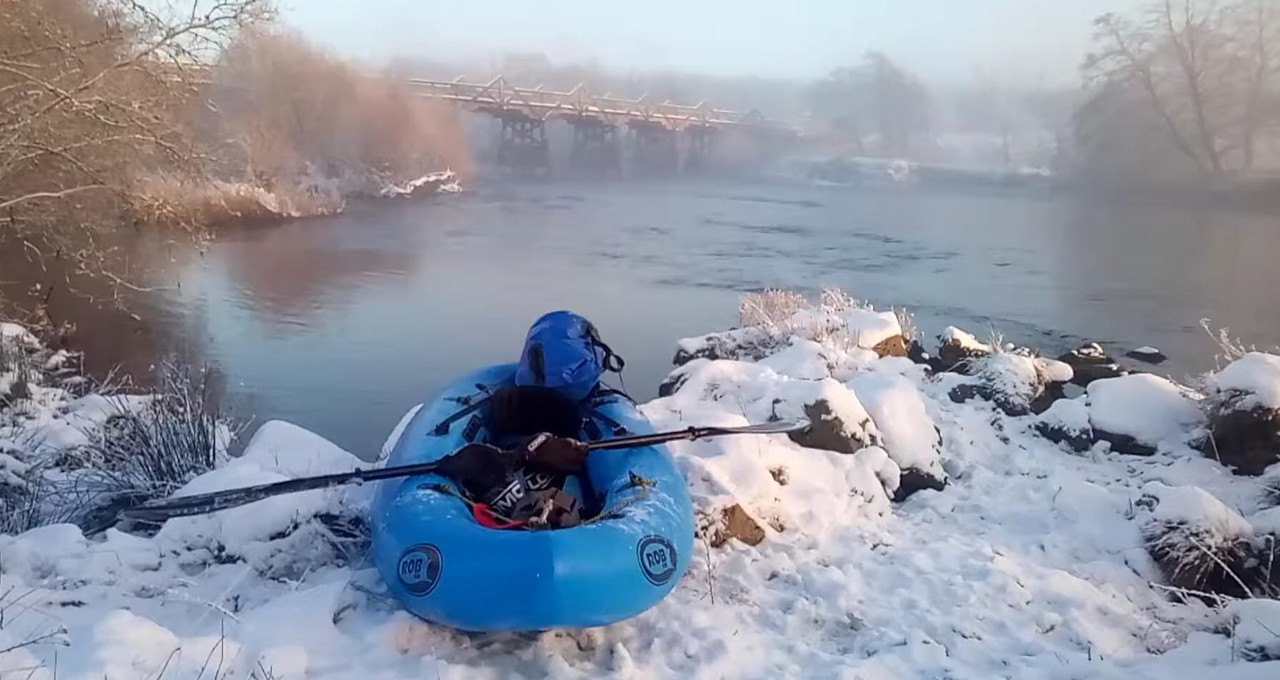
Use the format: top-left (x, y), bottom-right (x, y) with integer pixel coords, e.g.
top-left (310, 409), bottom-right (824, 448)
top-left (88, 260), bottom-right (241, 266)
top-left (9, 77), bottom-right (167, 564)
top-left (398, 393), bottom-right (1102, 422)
top-left (371, 364), bottom-right (694, 632)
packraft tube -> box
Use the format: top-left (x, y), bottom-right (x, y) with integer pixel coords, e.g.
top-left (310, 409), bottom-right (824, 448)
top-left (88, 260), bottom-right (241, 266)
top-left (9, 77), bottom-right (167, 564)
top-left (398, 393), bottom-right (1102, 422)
top-left (371, 363), bottom-right (694, 632)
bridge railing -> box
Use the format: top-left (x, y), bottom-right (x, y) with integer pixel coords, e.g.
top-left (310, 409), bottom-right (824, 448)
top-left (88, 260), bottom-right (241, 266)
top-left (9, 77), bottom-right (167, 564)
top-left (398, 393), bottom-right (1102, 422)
top-left (407, 76), bottom-right (785, 131)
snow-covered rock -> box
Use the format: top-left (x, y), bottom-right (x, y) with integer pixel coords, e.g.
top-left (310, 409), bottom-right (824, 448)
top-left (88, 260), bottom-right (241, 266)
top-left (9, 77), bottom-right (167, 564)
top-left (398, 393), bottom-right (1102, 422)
top-left (1127, 346), bottom-right (1169, 365)
top-left (1088, 375), bottom-right (1204, 455)
top-left (1058, 342), bottom-right (1125, 386)
top-left (1202, 353), bottom-right (1280, 476)
top-left (935, 326), bottom-right (992, 372)
top-left (1034, 398), bottom-right (1094, 452)
top-left (950, 351), bottom-right (1074, 416)
top-left (847, 371), bottom-right (946, 499)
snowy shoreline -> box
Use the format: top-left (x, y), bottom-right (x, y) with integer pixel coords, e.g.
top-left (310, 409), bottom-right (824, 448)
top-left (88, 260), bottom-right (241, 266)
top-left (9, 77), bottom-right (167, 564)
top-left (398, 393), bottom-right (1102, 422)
top-left (2, 292), bottom-right (1280, 678)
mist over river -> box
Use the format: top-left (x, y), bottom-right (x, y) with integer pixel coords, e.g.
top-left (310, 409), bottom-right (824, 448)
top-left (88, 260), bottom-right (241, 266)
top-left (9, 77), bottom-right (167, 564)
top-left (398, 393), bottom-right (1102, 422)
top-left (80, 177), bottom-right (1280, 454)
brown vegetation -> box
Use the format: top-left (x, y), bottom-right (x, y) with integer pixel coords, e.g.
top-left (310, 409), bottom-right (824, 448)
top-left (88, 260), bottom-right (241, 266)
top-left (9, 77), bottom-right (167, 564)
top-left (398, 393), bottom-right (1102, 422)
top-left (0, 0), bottom-right (469, 318)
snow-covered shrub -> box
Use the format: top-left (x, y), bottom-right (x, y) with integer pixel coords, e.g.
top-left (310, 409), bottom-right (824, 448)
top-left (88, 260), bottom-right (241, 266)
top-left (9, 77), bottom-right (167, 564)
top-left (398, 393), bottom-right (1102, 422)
top-left (1139, 483), bottom-right (1257, 599)
top-left (1200, 353), bottom-right (1280, 476)
top-left (677, 288), bottom-right (904, 366)
top-left (739, 288), bottom-right (810, 332)
top-left (60, 362), bottom-right (234, 530)
top-left (951, 350), bottom-right (1073, 416)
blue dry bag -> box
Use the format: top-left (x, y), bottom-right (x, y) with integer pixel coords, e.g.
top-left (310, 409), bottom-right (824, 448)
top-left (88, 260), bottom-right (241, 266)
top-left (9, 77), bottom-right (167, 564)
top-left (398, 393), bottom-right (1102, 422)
top-left (514, 311), bottom-right (623, 402)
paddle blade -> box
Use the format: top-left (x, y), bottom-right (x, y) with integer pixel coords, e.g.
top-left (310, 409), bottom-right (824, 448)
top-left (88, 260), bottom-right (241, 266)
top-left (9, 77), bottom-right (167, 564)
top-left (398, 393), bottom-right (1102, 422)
top-left (703, 418), bottom-right (810, 436)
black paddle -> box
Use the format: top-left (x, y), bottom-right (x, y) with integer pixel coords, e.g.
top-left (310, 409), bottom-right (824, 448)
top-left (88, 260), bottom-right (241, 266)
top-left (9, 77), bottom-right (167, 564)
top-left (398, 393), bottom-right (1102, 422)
top-left (120, 419), bottom-right (810, 522)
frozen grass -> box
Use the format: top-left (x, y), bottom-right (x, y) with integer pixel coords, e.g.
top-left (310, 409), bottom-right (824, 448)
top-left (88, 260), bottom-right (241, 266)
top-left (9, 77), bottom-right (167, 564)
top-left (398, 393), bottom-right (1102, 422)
top-left (133, 177), bottom-right (344, 226)
top-left (61, 361), bottom-right (234, 531)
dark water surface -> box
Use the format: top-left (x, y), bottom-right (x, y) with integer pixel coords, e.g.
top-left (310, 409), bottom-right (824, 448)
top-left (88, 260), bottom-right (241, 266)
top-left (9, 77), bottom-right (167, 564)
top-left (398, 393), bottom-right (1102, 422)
top-left (104, 178), bottom-right (1280, 454)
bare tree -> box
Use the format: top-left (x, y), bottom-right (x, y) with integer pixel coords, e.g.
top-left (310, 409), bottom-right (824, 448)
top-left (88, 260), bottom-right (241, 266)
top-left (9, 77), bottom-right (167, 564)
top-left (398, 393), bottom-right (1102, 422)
top-left (806, 52), bottom-right (930, 157)
top-left (1079, 0), bottom-right (1280, 182)
top-left (0, 0), bottom-right (270, 314)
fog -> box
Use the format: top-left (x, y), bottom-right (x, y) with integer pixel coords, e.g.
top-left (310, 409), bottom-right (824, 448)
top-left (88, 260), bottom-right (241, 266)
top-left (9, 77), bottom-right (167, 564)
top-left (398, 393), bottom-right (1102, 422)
top-left (283, 0), bottom-right (1147, 86)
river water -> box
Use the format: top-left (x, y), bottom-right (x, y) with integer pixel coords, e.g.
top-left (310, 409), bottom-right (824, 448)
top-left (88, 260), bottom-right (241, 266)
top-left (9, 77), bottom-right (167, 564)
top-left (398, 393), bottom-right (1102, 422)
top-left (95, 178), bottom-right (1280, 455)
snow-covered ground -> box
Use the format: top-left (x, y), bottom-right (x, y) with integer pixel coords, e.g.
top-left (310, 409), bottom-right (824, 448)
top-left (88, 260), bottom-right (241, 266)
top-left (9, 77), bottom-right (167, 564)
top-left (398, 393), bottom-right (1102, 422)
top-left (2, 303), bottom-right (1279, 679)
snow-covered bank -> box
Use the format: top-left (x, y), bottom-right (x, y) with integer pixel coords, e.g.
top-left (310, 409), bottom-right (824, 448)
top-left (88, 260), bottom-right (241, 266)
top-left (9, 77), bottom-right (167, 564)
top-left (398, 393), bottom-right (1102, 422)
top-left (3, 297), bottom-right (1280, 679)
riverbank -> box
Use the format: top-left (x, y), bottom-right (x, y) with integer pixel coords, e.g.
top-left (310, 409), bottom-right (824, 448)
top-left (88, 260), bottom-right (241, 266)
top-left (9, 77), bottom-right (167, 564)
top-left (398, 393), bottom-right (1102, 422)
top-left (2, 290), bottom-right (1278, 678)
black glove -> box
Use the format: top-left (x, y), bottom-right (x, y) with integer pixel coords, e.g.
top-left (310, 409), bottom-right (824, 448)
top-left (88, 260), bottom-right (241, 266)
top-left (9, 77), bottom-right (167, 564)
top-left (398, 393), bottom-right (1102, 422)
top-left (518, 432), bottom-right (588, 476)
top-left (434, 443), bottom-right (519, 498)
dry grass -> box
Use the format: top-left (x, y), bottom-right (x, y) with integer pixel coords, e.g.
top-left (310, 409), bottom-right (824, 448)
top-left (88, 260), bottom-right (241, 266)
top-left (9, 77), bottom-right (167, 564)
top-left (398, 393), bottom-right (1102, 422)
top-left (738, 288), bottom-right (809, 332)
top-left (133, 176), bottom-right (343, 227)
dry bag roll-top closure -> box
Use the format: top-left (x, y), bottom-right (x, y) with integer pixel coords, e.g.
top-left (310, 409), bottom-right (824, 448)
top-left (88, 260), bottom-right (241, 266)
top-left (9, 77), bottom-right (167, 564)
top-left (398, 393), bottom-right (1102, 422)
top-left (431, 311), bottom-right (627, 439)
top-left (515, 311), bottom-right (624, 401)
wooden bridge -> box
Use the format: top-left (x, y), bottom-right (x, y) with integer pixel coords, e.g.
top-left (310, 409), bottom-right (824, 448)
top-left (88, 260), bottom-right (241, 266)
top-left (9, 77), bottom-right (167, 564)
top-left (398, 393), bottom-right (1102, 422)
top-left (408, 76), bottom-right (793, 175)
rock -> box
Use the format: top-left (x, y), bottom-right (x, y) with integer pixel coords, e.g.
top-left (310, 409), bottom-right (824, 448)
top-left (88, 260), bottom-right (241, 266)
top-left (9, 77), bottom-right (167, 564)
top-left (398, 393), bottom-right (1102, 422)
top-left (895, 468), bottom-right (947, 501)
top-left (1033, 399), bottom-right (1093, 453)
top-left (657, 373), bottom-right (687, 398)
top-left (1126, 346), bottom-right (1168, 365)
top-left (906, 340), bottom-right (935, 369)
top-left (1202, 407), bottom-right (1280, 476)
top-left (1095, 430), bottom-right (1158, 456)
top-left (849, 372), bottom-right (947, 494)
top-left (769, 466), bottom-right (789, 486)
top-left (936, 326), bottom-right (991, 373)
top-left (702, 504), bottom-right (767, 548)
top-left (948, 352), bottom-right (1071, 417)
top-left (1028, 381), bottom-right (1067, 415)
top-left (781, 388), bottom-right (882, 454)
top-left (1087, 374), bottom-right (1204, 455)
top-left (1057, 342), bottom-right (1125, 387)
top-left (871, 334), bottom-right (908, 359)
top-left (673, 327), bottom-right (775, 366)
top-left (1201, 353), bottom-right (1280, 476)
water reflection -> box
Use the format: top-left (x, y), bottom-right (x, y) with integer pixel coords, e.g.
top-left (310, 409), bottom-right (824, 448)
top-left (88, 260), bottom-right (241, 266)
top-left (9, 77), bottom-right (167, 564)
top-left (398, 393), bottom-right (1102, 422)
top-left (21, 179), bottom-right (1280, 454)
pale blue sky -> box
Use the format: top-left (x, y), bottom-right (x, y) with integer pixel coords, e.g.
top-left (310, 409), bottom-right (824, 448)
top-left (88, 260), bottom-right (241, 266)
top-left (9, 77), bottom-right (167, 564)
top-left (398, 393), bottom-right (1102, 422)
top-left (281, 0), bottom-right (1143, 84)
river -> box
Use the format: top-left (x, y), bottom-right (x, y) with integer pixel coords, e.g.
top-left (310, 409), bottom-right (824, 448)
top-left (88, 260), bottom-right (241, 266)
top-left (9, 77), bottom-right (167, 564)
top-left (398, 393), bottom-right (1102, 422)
top-left (67, 177), bottom-right (1280, 455)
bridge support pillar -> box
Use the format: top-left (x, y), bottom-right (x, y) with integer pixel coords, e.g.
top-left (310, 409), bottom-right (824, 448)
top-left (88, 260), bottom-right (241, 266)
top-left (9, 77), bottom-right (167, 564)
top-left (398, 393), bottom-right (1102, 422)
top-left (569, 117), bottom-right (620, 175)
top-left (683, 125), bottom-right (716, 173)
top-left (497, 113), bottom-right (550, 175)
top-left (629, 122), bottom-right (678, 175)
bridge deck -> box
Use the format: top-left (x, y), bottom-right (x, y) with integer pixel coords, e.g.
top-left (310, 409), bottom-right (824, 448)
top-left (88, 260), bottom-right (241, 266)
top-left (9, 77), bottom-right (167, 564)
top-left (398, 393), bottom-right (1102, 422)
top-left (408, 77), bottom-right (781, 131)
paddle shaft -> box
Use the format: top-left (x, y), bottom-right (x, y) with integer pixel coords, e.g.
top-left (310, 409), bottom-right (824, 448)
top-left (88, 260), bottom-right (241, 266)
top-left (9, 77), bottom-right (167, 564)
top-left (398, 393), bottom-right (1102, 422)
top-left (121, 420), bottom-right (808, 521)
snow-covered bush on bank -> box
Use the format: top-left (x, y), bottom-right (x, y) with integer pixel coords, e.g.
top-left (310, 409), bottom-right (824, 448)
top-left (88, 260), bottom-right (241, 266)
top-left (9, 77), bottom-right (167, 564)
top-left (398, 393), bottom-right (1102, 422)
top-left (674, 287), bottom-right (907, 366)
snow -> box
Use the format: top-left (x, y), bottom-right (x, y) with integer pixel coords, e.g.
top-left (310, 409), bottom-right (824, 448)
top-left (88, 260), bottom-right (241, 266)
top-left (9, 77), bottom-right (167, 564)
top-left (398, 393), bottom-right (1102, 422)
top-left (1247, 506), bottom-right (1280, 535)
top-left (1135, 346), bottom-right (1162, 355)
top-left (838, 308), bottom-right (902, 349)
top-left (1210, 352), bottom-right (1280, 411)
top-left (1141, 482), bottom-right (1253, 539)
top-left (1088, 374), bottom-right (1205, 447)
top-left (1038, 357), bottom-right (1074, 383)
top-left (847, 371), bottom-right (943, 476)
top-left (157, 420), bottom-right (365, 560)
top-left (940, 325), bottom-right (992, 354)
top-left (0, 321), bottom-right (37, 346)
top-left (1037, 397), bottom-right (1091, 432)
top-left (5, 307), bottom-right (1280, 679)
top-left (1226, 599), bottom-right (1280, 661)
